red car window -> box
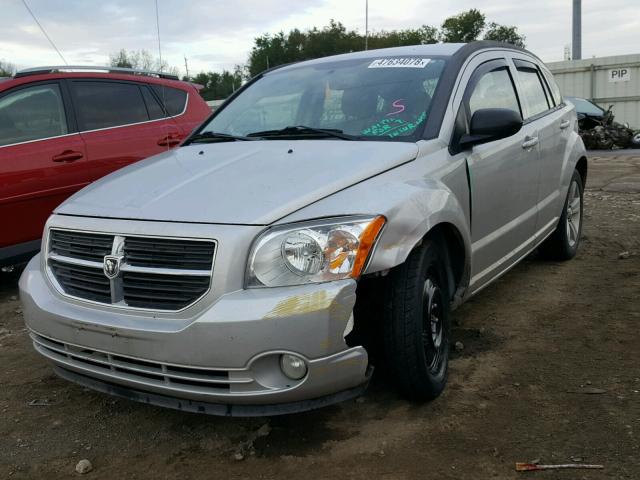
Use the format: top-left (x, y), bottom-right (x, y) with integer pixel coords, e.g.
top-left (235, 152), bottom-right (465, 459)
top-left (72, 81), bottom-right (149, 131)
top-left (0, 84), bottom-right (68, 146)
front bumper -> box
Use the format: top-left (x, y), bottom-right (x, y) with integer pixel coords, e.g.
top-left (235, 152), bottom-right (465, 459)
top-left (20, 255), bottom-right (370, 412)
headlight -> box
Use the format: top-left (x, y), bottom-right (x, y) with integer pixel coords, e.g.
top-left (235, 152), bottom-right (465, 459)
top-left (246, 215), bottom-right (386, 288)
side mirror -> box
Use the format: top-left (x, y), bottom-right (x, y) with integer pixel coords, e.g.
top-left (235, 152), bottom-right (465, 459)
top-left (459, 108), bottom-right (523, 149)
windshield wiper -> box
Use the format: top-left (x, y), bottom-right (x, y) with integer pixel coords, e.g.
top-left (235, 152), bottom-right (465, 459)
top-left (246, 125), bottom-right (356, 140)
top-left (185, 131), bottom-right (254, 144)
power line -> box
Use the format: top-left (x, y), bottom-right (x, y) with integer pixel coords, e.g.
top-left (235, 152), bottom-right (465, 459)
top-left (21, 0), bottom-right (68, 65)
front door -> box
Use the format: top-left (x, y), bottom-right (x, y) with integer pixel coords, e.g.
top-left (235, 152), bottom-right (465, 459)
top-left (0, 82), bottom-right (89, 251)
top-left (457, 60), bottom-right (540, 290)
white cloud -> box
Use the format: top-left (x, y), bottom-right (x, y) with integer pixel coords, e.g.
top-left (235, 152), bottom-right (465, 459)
top-left (1, 0), bottom-right (638, 75)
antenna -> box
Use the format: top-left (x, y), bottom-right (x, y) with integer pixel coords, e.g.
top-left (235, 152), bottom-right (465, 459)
top-left (184, 55), bottom-right (189, 80)
top-left (21, 0), bottom-right (68, 65)
top-left (155, 0), bottom-right (163, 72)
top-left (154, 0), bottom-right (170, 151)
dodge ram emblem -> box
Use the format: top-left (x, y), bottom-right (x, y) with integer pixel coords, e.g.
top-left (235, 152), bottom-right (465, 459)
top-left (103, 255), bottom-right (122, 279)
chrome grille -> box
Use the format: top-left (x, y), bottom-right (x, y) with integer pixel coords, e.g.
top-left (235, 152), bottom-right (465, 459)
top-left (124, 237), bottom-right (215, 270)
top-left (49, 230), bottom-right (114, 262)
top-left (46, 229), bottom-right (216, 311)
top-left (50, 259), bottom-right (111, 303)
top-left (122, 272), bottom-right (211, 310)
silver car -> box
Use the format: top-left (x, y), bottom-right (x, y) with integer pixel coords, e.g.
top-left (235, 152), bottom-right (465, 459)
top-left (20, 42), bottom-right (586, 416)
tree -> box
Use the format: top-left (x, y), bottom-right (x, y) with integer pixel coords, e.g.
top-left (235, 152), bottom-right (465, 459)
top-left (247, 20), bottom-right (439, 77)
top-left (483, 22), bottom-right (526, 47)
top-left (109, 49), bottom-right (179, 76)
top-left (440, 9), bottom-right (486, 43)
top-left (0, 60), bottom-right (16, 77)
top-left (190, 67), bottom-right (244, 101)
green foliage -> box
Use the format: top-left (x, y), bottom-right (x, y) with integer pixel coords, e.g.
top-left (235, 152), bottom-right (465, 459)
top-left (246, 12), bottom-right (525, 77)
top-left (106, 9), bottom-right (525, 100)
top-left (483, 22), bottom-right (526, 48)
top-left (247, 20), bottom-right (438, 77)
top-left (440, 9), bottom-right (486, 43)
top-left (191, 66), bottom-right (244, 101)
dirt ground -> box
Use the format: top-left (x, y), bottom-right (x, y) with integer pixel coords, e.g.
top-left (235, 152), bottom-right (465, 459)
top-left (1, 154), bottom-right (639, 480)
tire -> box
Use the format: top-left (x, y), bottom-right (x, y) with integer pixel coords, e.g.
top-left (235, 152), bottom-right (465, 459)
top-left (539, 169), bottom-right (584, 260)
top-left (383, 238), bottom-right (450, 400)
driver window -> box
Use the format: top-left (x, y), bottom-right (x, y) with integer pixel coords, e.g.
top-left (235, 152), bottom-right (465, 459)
top-left (468, 68), bottom-right (521, 117)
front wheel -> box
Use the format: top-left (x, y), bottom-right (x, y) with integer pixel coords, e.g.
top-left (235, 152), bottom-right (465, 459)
top-left (383, 239), bottom-right (450, 400)
top-left (539, 169), bottom-right (584, 260)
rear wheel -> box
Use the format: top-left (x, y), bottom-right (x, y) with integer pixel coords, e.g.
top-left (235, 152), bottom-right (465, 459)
top-left (539, 169), bottom-right (584, 260)
top-left (383, 239), bottom-right (450, 400)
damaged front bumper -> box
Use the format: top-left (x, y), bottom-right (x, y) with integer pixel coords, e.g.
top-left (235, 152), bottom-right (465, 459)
top-left (20, 255), bottom-right (371, 415)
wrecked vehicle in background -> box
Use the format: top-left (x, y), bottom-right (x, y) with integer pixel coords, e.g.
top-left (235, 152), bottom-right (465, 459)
top-left (566, 96), bottom-right (640, 150)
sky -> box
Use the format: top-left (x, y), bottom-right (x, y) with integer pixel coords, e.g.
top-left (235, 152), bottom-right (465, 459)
top-left (2, 0), bottom-right (639, 76)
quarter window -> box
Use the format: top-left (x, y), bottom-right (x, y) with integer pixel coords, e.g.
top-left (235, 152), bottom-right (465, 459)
top-left (151, 85), bottom-right (187, 116)
top-left (542, 70), bottom-right (563, 106)
top-left (468, 68), bottom-right (521, 116)
top-left (0, 84), bottom-right (68, 147)
top-left (141, 86), bottom-right (165, 120)
top-left (516, 68), bottom-right (550, 118)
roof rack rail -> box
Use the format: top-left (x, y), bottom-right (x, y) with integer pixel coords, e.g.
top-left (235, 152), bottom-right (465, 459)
top-left (14, 65), bottom-right (180, 81)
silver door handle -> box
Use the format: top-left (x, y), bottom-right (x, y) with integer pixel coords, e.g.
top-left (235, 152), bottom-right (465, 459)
top-left (560, 120), bottom-right (571, 129)
top-left (522, 137), bottom-right (539, 149)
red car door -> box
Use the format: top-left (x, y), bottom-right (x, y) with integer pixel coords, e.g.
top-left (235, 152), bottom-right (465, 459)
top-left (0, 82), bottom-right (89, 252)
top-left (68, 79), bottom-right (184, 182)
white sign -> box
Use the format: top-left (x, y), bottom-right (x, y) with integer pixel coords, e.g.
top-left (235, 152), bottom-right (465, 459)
top-left (608, 68), bottom-right (631, 82)
top-left (368, 58), bottom-right (430, 69)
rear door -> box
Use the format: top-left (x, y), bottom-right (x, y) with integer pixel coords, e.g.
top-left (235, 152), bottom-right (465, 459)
top-left (68, 79), bottom-right (184, 182)
top-left (0, 81), bottom-right (89, 250)
top-left (536, 64), bottom-right (573, 234)
top-left (454, 59), bottom-right (540, 290)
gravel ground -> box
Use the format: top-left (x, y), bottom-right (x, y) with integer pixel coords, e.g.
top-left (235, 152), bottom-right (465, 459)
top-left (1, 154), bottom-right (638, 479)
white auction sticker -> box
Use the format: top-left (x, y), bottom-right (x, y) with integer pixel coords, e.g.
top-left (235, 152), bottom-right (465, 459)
top-left (368, 58), bottom-right (430, 68)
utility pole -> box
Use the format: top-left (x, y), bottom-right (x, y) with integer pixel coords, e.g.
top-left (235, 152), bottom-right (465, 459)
top-left (365, 0), bottom-right (369, 50)
top-left (572, 0), bottom-right (582, 60)
top-left (183, 55), bottom-right (190, 80)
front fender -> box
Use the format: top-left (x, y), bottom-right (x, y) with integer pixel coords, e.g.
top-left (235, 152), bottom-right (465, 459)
top-left (277, 153), bottom-right (472, 288)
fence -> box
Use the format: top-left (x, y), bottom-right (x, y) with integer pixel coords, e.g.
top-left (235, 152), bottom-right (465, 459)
top-left (547, 53), bottom-right (640, 128)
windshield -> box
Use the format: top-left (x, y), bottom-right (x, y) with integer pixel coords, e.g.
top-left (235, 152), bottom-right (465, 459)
top-left (200, 56), bottom-right (447, 141)
top-left (566, 96), bottom-right (604, 116)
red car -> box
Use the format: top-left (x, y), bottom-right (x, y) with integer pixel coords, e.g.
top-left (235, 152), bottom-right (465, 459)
top-left (0, 66), bottom-right (211, 266)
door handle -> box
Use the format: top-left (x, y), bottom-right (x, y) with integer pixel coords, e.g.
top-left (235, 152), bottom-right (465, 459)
top-left (521, 137), bottom-right (539, 150)
top-left (157, 135), bottom-right (182, 147)
top-left (52, 150), bottom-right (84, 162)
top-left (559, 120), bottom-right (571, 129)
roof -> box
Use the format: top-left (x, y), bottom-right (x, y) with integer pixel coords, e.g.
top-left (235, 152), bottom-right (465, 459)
top-left (273, 41), bottom-right (539, 74)
top-left (277, 43), bottom-right (466, 72)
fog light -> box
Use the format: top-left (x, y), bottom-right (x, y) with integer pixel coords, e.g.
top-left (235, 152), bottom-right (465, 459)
top-left (280, 354), bottom-right (308, 380)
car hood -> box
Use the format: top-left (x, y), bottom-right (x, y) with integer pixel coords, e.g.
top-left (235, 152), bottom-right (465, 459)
top-left (56, 140), bottom-right (418, 225)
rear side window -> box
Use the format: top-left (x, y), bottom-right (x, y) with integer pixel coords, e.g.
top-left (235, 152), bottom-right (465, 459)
top-left (468, 68), bottom-right (521, 116)
top-left (0, 83), bottom-right (68, 146)
top-left (72, 81), bottom-right (149, 131)
top-left (516, 68), bottom-right (550, 118)
top-left (151, 85), bottom-right (187, 116)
